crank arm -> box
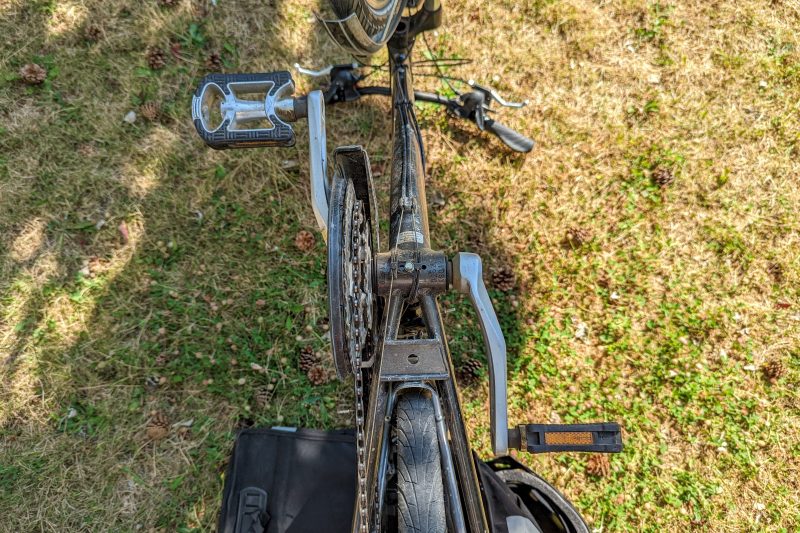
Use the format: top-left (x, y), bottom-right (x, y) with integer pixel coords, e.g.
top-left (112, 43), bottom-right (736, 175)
top-left (452, 252), bottom-right (508, 455)
top-left (293, 62), bottom-right (359, 78)
top-left (305, 91), bottom-right (329, 241)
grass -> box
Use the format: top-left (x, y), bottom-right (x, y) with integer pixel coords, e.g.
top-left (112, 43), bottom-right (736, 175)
top-left (1, 0), bottom-right (799, 531)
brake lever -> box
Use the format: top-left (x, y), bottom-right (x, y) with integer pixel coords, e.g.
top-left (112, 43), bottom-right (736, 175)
top-left (467, 80), bottom-right (528, 109)
top-left (294, 63), bottom-right (333, 77)
top-left (294, 63), bottom-right (365, 105)
top-left (294, 62), bottom-right (359, 78)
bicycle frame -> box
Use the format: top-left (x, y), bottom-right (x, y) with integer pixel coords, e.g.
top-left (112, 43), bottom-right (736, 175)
top-left (192, 4), bottom-right (622, 531)
top-left (354, 7), bottom-right (489, 533)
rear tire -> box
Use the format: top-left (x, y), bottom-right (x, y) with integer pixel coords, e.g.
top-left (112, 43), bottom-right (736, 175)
top-left (393, 390), bottom-right (446, 533)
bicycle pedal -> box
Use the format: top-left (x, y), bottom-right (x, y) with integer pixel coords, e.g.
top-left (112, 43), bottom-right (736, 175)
top-left (508, 422), bottom-right (623, 454)
top-left (192, 71), bottom-right (297, 149)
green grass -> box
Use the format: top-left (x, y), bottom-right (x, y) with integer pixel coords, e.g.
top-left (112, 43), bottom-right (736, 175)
top-left (2, 0), bottom-right (800, 531)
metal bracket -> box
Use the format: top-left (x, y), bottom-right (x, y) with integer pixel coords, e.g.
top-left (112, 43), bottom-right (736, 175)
top-left (378, 339), bottom-right (448, 381)
top-left (375, 249), bottom-right (448, 296)
top-left (452, 252), bottom-right (508, 455)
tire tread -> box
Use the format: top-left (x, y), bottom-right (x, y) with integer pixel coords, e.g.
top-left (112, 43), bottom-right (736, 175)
top-left (394, 391), bottom-right (446, 533)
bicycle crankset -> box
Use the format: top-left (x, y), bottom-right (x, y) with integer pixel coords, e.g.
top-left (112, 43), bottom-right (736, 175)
top-left (328, 148), bottom-right (380, 379)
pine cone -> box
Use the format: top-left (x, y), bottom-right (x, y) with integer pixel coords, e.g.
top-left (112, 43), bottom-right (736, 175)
top-left (565, 226), bottom-right (593, 248)
top-left (298, 345), bottom-right (316, 373)
top-left (762, 359), bottom-right (786, 384)
top-left (20, 63), bottom-right (47, 85)
top-left (767, 262), bottom-right (784, 284)
top-left (84, 24), bottom-right (103, 42)
top-left (307, 364), bottom-right (328, 386)
top-left (652, 167), bottom-right (675, 188)
top-left (140, 101), bottom-right (160, 121)
top-left (77, 143), bottom-right (96, 157)
top-left (236, 417), bottom-right (255, 430)
top-left (295, 230), bottom-right (316, 252)
top-left (491, 266), bottom-right (516, 292)
top-left (193, 3), bottom-right (210, 18)
top-left (586, 455), bottom-right (611, 477)
top-left (206, 52), bottom-right (223, 71)
top-left (254, 385), bottom-right (273, 409)
top-left (457, 357), bottom-right (483, 384)
top-left (146, 412), bottom-right (170, 441)
top-left (146, 47), bottom-right (167, 70)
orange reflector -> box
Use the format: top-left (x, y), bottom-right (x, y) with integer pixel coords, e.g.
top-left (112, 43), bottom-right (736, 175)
top-left (544, 432), bottom-right (594, 446)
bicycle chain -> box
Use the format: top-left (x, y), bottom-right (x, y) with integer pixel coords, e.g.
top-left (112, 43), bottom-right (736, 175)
top-left (345, 200), bottom-right (372, 533)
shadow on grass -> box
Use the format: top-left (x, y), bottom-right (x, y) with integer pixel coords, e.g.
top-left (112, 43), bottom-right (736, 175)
top-left (0, 0), bottom-right (392, 529)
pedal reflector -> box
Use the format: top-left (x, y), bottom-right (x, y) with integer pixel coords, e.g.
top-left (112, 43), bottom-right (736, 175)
top-left (508, 422), bottom-right (623, 454)
top-left (544, 431), bottom-right (594, 446)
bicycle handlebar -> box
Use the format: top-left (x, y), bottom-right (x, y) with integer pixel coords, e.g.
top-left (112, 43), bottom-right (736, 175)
top-left (482, 119), bottom-right (535, 153)
top-left (337, 86), bottom-right (534, 153)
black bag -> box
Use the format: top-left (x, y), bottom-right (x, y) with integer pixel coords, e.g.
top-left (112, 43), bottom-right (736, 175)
top-left (218, 427), bottom-right (357, 533)
top-left (218, 427), bottom-right (588, 533)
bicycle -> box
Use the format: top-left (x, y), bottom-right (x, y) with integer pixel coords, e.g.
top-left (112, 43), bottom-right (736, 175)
top-left (192, 1), bottom-right (623, 531)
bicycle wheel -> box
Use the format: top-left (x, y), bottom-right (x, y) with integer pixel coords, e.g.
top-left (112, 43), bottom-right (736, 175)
top-left (330, 0), bottom-right (401, 36)
top-left (393, 390), bottom-right (447, 533)
top-left (321, 0), bottom-right (406, 55)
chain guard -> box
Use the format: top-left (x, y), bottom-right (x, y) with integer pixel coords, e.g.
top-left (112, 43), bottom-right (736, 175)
top-left (328, 169), bottom-right (377, 380)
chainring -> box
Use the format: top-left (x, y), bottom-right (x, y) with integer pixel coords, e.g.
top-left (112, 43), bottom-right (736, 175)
top-left (328, 173), bottom-right (376, 380)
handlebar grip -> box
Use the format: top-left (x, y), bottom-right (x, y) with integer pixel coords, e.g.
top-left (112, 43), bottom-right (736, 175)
top-left (483, 118), bottom-right (534, 153)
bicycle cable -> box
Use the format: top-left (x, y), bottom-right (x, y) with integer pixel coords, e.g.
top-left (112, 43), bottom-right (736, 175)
top-left (421, 32), bottom-right (463, 97)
